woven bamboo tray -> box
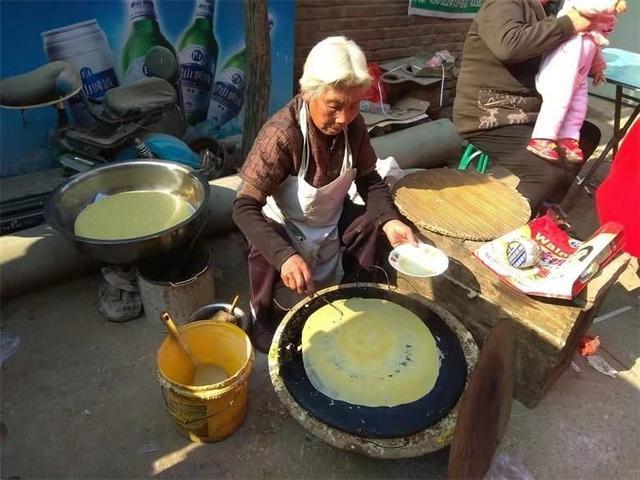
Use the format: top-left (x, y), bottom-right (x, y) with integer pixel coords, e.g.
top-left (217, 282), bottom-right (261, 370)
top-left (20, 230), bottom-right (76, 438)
top-left (393, 169), bottom-right (531, 241)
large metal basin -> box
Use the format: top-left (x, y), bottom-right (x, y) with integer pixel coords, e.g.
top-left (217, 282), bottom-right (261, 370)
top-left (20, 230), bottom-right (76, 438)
top-left (45, 160), bottom-right (210, 265)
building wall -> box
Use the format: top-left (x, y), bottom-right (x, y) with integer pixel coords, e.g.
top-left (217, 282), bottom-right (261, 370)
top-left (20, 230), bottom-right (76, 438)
top-left (294, 0), bottom-right (472, 102)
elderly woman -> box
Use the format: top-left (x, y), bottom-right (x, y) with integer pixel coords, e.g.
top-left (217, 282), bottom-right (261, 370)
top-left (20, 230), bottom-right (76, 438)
top-left (232, 36), bottom-right (416, 352)
top-left (453, 0), bottom-right (595, 215)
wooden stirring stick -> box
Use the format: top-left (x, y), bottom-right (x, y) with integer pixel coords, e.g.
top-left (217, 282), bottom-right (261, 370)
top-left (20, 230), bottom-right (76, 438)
top-left (160, 312), bottom-right (198, 367)
top-left (229, 295), bottom-right (239, 315)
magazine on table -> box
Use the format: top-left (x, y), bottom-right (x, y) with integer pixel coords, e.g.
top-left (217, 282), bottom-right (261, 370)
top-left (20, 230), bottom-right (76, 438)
top-left (474, 215), bottom-right (625, 300)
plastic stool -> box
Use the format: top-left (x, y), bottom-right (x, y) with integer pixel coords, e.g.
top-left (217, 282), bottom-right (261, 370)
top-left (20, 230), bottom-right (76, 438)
top-left (458, 143), bottom-right (490, 174)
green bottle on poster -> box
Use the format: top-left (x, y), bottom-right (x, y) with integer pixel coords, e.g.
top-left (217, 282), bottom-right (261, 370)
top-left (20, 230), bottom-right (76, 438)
top-left (178, 0), bottom-right (219, 125)
top-left (121, 0), bottom-right (176, 84)
top-left (207, 47), bottom-right (247, 127)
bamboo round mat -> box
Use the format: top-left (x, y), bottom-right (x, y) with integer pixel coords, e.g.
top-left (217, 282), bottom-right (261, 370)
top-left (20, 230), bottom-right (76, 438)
top-left (393, 169), bottom-right (531, 241)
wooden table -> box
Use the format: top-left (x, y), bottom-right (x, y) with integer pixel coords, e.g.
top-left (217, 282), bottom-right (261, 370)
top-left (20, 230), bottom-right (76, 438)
top-left (394, 227), bottom-right (630, 408)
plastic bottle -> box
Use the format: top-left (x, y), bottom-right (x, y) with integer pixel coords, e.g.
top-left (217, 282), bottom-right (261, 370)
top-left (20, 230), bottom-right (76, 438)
top-left (178, 0), bottom-right (219, 125)
top-left (121, 0), bottom-right (176, 84)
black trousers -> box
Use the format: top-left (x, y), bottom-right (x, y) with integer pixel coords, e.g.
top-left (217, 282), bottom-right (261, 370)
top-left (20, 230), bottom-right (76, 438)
top-left (465, 122), bottom-right (600, 215)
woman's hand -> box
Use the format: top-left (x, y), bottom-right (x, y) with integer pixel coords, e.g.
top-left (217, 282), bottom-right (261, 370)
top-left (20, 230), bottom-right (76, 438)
top-left (382, 219), bottom-right (417, 248)
top-left (616, 0), bottom-right (627, 13)
top-left (592, 71), bottom-right (607, 86)
top-left (566, 7), bottom-right (593, 33)
top-left (280, 254), bottom-right (314, 294)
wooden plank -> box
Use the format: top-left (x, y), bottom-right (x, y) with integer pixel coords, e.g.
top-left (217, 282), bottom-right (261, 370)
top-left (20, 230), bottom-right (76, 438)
top-left (416, 231), bottom-right (583, 349)
top-left (242, 0), bottom-right (270, 160)
top-left (580, 253), bottom-right (632, 307)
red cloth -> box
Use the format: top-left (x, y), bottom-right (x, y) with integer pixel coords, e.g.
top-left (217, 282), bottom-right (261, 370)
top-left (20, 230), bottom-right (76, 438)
top-left (596, 121), bottom-right (640, 257)
top-left (363, 63), bottom-right (387, 104)
top-left (577, 335), bottom-right (600, 356)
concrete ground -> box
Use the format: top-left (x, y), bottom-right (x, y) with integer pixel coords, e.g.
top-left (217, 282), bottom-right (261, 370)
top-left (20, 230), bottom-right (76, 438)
top-left (1, 96), bottom-right (638, 479)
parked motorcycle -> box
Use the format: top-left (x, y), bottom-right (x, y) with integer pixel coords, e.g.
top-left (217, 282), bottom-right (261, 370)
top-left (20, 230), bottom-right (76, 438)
top-left (0, 46), bottom-right (225, 178)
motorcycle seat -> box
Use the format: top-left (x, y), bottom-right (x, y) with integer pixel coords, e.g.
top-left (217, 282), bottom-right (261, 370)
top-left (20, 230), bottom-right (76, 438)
top-left (100, 77), bottom-right (176, 123)
top-left (0, 61), bottom-right (82, 109)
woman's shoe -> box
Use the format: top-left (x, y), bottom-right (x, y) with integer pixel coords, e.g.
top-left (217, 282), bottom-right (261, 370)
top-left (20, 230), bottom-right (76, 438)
top-left (527, 139), bottom-right (561, 161)
top-left (557, 138), bottom-right (584, 163)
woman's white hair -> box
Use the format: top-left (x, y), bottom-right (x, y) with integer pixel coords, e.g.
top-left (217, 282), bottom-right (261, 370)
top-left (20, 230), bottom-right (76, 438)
top-left (299, 36), bottom-right (371, 96)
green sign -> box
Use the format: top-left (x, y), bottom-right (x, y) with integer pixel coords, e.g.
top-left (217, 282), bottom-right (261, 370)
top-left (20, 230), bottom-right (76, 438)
top-left (408, 0), bottom-right (484, 19)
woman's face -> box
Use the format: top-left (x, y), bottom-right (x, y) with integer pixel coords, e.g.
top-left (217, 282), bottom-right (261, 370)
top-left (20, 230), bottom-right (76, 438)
top-left (304, 85), bottom-right (368, 136)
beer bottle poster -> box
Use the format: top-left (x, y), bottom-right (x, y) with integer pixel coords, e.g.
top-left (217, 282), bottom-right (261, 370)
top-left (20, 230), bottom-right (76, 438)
top-left (0, 0), bottom-right (295, 177)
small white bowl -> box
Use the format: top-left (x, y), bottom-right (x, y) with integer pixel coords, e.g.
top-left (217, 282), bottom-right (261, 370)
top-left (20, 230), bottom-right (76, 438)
top-left (388, 243), bottom-right (449, 278)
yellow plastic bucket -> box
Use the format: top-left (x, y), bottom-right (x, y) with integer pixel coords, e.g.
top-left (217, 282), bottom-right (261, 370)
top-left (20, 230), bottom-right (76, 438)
top-left (157, 320), bottom-right (254, 442)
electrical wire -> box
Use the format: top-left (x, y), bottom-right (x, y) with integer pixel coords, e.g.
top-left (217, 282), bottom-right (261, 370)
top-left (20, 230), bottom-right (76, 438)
top-left (376, 63), bottom-right (411, 119)
top-left (439, 63), bottom-right (445, 107)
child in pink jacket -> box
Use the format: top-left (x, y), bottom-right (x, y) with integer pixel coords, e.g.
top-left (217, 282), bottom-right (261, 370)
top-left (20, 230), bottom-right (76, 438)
top-left (528, 0), bottom-right (626, 163)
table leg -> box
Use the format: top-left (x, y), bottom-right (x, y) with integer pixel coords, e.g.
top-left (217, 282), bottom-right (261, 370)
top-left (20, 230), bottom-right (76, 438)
top-left (578, 102), bottom-right (640, 189)
top-left (613, 86), bottom-right (622, 159)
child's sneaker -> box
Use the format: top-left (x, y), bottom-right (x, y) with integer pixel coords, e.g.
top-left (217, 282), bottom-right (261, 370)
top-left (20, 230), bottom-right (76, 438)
top-left (527, 139), bottom-right (561, 161)
top-left (557, 138), bottom-right (584, 163)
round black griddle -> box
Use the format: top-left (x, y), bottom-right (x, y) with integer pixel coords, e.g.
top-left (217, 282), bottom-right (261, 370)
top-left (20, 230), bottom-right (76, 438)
top-left (275, 284), bottom-right (467, 439)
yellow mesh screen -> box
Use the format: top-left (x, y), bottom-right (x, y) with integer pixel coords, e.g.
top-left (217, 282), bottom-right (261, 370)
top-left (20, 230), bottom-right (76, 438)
top-left (74, 191), bottom-right (195, 240)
